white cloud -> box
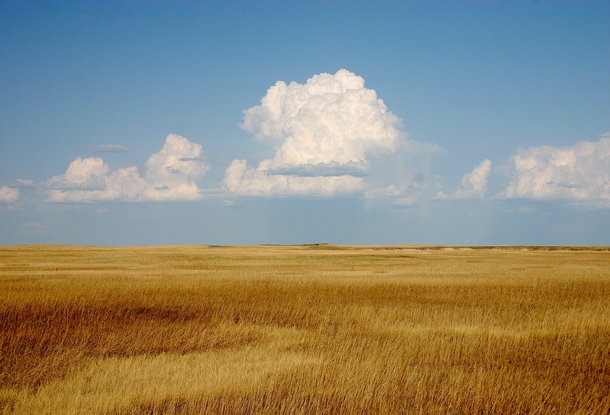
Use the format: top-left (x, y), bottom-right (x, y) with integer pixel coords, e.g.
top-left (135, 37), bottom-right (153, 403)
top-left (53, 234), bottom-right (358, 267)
top-left (501, 135), bottom-right (610, 204)
top-left (0, 186), bottom-right (19, 203)
top-left (225, 69), bottom-right (406, 196)
top-left (48, 157), bottom-right (109, 190)
top-left (454, 159), bottom-right (492, 199)
top-left (224, 159), bottom-right (365, 197)
top-left (47, 134), bottom-right (208, 203)
top-left (142, 134), bottom-right (209, 201)
top-left (49, 166), bottom-right (149, 203)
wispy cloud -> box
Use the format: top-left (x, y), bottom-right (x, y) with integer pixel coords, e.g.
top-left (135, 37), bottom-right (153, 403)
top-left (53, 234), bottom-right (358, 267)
top-left (21, 222), bottom-right (45, 233)
top-left (14, 179), bottom-right (35, 188)
top-left (89, 144), bottom-right (128, 154)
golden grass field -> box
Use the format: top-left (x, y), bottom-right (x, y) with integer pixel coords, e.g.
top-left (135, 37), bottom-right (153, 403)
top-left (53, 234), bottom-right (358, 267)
top-left (0, 244), bottom-right (608, 414)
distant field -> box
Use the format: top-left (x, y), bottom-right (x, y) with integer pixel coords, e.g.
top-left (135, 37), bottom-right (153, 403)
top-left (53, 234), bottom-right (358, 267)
top-left (0, 245), bottom-right (608, 414)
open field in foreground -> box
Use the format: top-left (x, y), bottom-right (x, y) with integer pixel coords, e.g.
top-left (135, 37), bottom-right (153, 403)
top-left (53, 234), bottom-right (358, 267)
top-left (0, 244), bottom-right (608, 414)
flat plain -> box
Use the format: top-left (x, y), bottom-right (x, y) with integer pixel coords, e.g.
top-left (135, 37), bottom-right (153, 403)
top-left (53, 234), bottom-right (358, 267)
top-left (0, 244), bottom-right (608, 414)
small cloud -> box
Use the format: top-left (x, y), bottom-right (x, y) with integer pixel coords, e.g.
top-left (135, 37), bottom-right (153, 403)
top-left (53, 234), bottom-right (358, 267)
top-left (22, 222), bottom-right (44, 229)
top-left (500, 134), bottom-right (610, 206)
top-left (365, 180), bottom-right (430, 207)
top-left (222, 199), bottom-right (236, 207)
top-left (90, 144), bottom-right (128, 153)
top-left (394, 195), bottom-right (418, 207)
top-left (47, 157), bottom-right (109, 190)
top-left (454, 159), bottom-right (492, 199)
top-left (143, 134), bottom-right (210, 201)
top-left (365, 182), bottom-right (413, 199)
top-left (0, 186), bottom-right (19, 203)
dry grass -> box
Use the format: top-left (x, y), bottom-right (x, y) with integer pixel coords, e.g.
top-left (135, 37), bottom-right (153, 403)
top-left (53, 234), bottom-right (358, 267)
top-left (0, 244), bottom-right (608, 414)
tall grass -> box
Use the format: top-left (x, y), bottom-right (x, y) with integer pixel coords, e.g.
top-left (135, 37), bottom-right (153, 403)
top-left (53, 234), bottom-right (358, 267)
top-left (0, 245), bottom-right (608, 414)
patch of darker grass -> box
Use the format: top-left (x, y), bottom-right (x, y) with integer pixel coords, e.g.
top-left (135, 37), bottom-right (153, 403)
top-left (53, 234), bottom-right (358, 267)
top-left (0, 302), bottom-right (260, 389)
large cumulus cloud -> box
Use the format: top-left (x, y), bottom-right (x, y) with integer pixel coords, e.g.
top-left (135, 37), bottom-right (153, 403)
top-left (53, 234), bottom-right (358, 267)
top-left (48, 134), bottom-right (209, 203)
top-left (225, 69), bottom-right (405, 196)
top-left (501, 135), bottom-right (610, 204)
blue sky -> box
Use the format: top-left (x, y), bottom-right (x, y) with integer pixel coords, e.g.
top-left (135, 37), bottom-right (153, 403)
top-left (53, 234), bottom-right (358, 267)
top-left (1, 0), bottom-right (608, 245)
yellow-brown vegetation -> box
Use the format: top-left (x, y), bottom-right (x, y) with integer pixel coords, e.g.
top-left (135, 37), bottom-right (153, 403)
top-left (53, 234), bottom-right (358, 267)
top-left (0, 244), bottom-right (608, 414)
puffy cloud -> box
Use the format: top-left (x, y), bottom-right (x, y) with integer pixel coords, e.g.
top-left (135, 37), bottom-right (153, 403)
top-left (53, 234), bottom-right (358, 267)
top-left (242, 69), bottom-right (402, 167)
top-left (502, 136), bottom-right (610, 204)
top-left (47, 134), bottom-right (208, 203)
top-left (48, 157), bottom-right (109, 190)
top-left (0, 186), bottom-right (19, 203)
top-left (142, 134), bottom-right (209, 201)
top-left (454, 159), bottom-right (492, 199)
top-left (48, 166), bottom-right (147, 203)
top-left (226, 69), bottom-right (406, 196)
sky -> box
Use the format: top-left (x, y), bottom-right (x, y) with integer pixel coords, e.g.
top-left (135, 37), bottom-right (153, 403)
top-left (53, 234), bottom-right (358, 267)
top-left (0, 0), bottom-right (608, 246)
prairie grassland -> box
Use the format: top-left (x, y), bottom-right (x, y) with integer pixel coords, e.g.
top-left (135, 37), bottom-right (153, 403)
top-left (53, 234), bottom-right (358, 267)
top-left (0, 244), bottom-right (608, 414)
